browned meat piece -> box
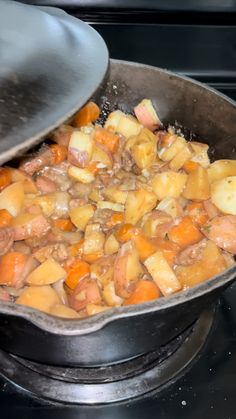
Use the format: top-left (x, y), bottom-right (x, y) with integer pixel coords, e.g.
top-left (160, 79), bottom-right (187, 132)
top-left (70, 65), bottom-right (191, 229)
top-left (20, 147), bottom-right (53, 176)
top-left (201, 216), bottom-right (236, 254)
top-left (68, 183), bottom-right (92, 198)
top-left (69, 198), bottom-right (89, 208)
top-left (0, 228), bottom-right (15, 255)
top-left (51, 125), bottom-right (74, 147)
top-left (175, 239), bottom-right (207, 266)
top-left (0, 287), bottom-right (11, 301)
top-left (33, 243), bottom-right (70, 263)
top-left (36, 175), bottom-right (57, 193)
top-left (69, 277), bottom-right (101, 312)
top-left (92, 208), bottom-right (113, 228)
top-left (14, 215), bottom-right (51, 240)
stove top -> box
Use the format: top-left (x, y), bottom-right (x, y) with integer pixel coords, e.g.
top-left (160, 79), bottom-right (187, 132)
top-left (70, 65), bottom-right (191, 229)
top-left (1, 282), bottom-right (236, 418)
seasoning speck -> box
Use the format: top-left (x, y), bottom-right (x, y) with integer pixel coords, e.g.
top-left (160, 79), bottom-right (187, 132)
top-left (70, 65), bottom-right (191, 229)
top-left (181, 400), bottom-right (187, 406)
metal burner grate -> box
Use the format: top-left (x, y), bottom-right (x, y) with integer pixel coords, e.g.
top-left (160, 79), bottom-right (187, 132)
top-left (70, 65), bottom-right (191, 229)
top-left (0, 307), bottom-right (215, 404)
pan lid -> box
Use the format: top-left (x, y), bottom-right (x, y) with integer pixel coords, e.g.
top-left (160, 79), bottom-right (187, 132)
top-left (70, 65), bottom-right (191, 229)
top-left (0, 1), bottom-right (109, 164)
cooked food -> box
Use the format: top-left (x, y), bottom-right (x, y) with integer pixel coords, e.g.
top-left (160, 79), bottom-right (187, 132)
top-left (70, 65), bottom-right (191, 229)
top-left (0, 99), bottom-right (235, 318)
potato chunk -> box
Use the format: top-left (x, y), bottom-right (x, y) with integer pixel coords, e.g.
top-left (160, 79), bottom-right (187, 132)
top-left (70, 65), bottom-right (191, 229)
top-left (144, 251), bottom-right (182, 296)
top-left (183, 166), bottom-right (210, 200)
top-left (16, 285), bottom-right (60, 313)
top-left (26, 258), bottom-right (66, 285)
top-left (176, 240), bottom-right (227, 288)
top-left (208, 160), bottom-right (236, 183)
top-left (151, 171), bottom-right (187, 200)
top-left (69, 204), bottom-right (95, 230)
top-left (211, 176), bottom-right (236, 215)
top-left (125, 188), bottom-right (157, 224)
top-left (0, 182), bottom-right (24, 216)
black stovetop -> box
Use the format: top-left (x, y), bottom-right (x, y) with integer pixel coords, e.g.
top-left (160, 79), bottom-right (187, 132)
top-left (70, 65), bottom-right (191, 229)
top-left (1, 281), bottom-right (236, 419)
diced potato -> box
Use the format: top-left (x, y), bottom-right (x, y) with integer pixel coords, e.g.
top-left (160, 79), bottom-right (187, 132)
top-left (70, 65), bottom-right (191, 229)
top-left (211, 176), bottom-right (236, 215)
top-left (26, 258), bottom-right (66, 285)
top-left (134, 99), bottom-right (162, 131)
top-left (10, 169), bottom-right (38, 193)
top-left (132, 141), bottom-right (156, 169)
top-left (103, 281), bottom-right (124, 306)
top-left (0, 181), bottom-right (24, 216)
top-left (158, 136), bottom-right (186, 161)
top-left (208, 160), bottom-right (236, 183)
top-left (68, 131), bottom-right (94, 167)
top-left (117, 114), bottom-right (142, 139)
top-left (189, 141), bottom-right (210, 168)
top-left (144, 251), bottom-right (182, 296)
top-left (151, 171), bottom-right (187, 200)
top-left (33, 192), bottom-right (69, 218)
top-left (83, 223), bottom-right (105, 255)
top-left (104, 234), bottom-right (120, 255)
top-left (183, 166), bottom-right (210, 200)
top-left (125, 188), bottom-right (157, 224)
top-left (69, 204), bottom-right (95, 230)
top-left (169, 145), bottom-right (193, 171)
top-left (97, 201), bottom-right (124, 212)
top-left (104, 110), bottom-right (124, 132)
top-left (176, 240), bottom-right (227, 288)
top-left (126, 244), bottom-right (143, 281)
top-left (104, 186), bottom-right (128, 204)
top-left (86, 304), bottom-right (110, 316)
top-left (50, 303), bottom-right (80, 318)
top-left (157, 197), bottom-right (183, 218)
top-left (89, 189), bottom-right (103, 202)
top-left (68, 165), bottom-right (95, 183)
top-left (91, 144), bottom-right (112, 168)
top-left (16, 285), bottom-right (60, 314)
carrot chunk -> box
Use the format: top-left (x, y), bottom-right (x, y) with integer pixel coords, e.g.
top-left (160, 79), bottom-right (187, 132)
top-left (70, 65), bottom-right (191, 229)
top-left (73, 102), bottom-right (100, 127)
top-left (186, 202), bottom-right (209, 226)
top-left (0, 252), bottom-right (27, 287)
top-left (124, 280), bottom-right (160, 305)
top-left (183, 160), bottom-right (200, 173)
top-left (95, 126), bottom-right (119, 153)
top-left (0, 209), bottom-right (13, 228)
top-left (0, 168), bottom-right (12, 191)
top-left (115, 224), bottom-right (134, 243)
top-left (168, 216), bottom-right (203, 248)
top-left (132, 231), bottom-right (157, 261)
top-left (52, 218), bottom-right (74, 232)
top-left (50, 144), bottom-right (67, 165)
top-left (65, 259), bottom-right (90, 290)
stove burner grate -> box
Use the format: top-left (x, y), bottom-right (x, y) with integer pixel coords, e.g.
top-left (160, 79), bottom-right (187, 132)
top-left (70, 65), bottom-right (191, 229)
top-left (0, 306), bottom-right (215, 404)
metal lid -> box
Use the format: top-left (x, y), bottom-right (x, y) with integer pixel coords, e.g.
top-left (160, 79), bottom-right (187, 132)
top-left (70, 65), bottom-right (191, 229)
top-left (0, 1), bottom-right (109, 164)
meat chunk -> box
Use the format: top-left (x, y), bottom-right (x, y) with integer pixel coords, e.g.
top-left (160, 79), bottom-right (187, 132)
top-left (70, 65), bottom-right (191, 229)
top-left (175, 239), bottom-right (207, 266)
top-left (14, 215), bottom-right (51, 241)
top-left (0, 227), bottom-right (15, 255)
top-left (201, 215), bottom-right (236, 254)
top-left (36, 176), bottom-right (57, 193)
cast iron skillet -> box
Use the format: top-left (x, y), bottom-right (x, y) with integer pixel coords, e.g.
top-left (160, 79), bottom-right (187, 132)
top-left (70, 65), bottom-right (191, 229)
top-left (0, 59), bottom-right (235, 367)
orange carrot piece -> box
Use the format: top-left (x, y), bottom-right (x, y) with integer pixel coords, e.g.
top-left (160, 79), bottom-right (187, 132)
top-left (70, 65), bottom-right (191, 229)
top-left (0, 209), bottom-right (13, 228)
top-left (151, 239), bottom-right (180, 266)
top-left (0, 252), bottom-right (27, 287)
top-left (50, 144), bottom-right (68, 165)
top-left (73, 102), bottom-right (100, 127)
top-left (87, 161), bottom-right (99, 174)
top-left (106, 212), bottom-right (124, 229)
top-left (124, 280), bottom-right (160, 305)
top-left (95, 126), bottom-right (120, 153)
top-left (65, 259), bottom-right (90, 290)
top-left (168, 216), bottom-right (203, 248)
top-left (183, 160), bottom-right (200, 173)
top-left (115, 224), bottom-right (134, 243)
top-left (186, 202), bottom-right (209, 226)
top-left (83, 251), bottom-right (104, 263)
top-left (69, 239), bottom-right (84, 257)
top-left (0, 168), bottom-right (12, 191)
top-left (132, 231), bottom-right (157, 261)
top-left (52, 218), bottom-right (74, 232)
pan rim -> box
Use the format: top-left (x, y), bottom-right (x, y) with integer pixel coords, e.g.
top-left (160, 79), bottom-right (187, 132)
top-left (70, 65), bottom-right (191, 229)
top-left (1, 58), bottom-right (236, 335)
